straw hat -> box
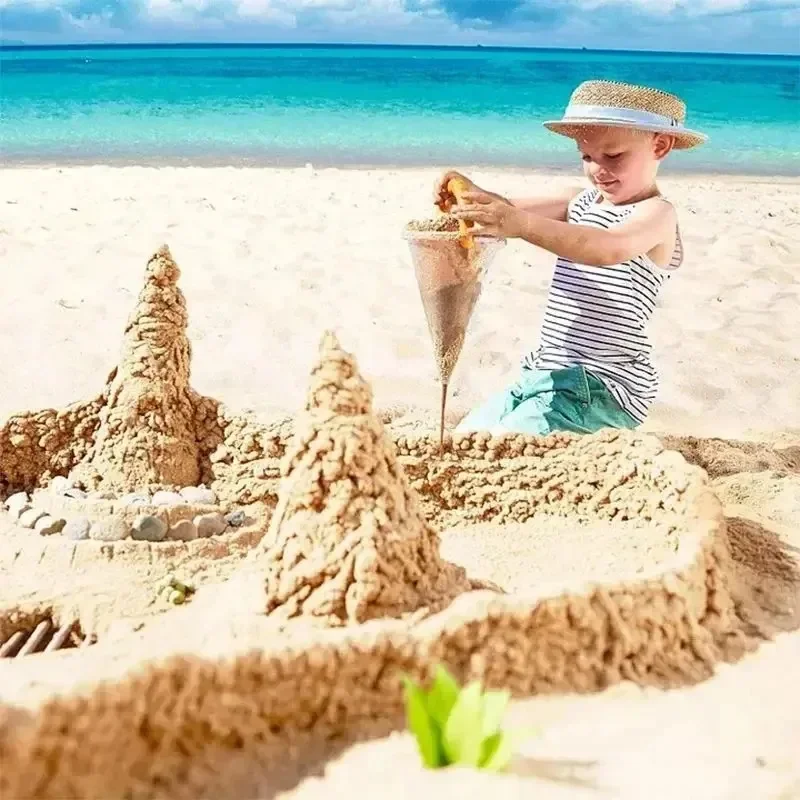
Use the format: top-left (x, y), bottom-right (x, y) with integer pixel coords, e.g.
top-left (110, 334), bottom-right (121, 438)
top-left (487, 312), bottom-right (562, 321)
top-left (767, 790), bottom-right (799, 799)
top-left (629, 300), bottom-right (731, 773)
top-left (544, 79), bottom-right (707, 149)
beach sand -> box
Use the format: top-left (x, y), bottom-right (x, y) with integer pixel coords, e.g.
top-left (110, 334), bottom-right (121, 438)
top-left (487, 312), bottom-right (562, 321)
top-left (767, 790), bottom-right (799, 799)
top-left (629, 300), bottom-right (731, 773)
top-left (1, 166), bottom-right (799, 799)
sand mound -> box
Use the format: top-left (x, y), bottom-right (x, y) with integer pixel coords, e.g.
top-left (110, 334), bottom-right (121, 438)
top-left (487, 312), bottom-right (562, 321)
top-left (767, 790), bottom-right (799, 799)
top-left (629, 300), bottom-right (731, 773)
top-left (259, 332), bottom-right (470, 625)
top-left (69, 246), bottom-right (200, 492)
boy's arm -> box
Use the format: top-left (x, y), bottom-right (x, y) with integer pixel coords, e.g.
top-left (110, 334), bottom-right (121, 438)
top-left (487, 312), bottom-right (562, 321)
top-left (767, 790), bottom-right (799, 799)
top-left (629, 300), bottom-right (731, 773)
top-left (434, 171), bottom-right (583, 222)
top-left (454, 193), bottom-right (676, 267)
top-left (515, 199), bottom-right (676, 266)
top-left (507, 185), bottom-right (585, 221)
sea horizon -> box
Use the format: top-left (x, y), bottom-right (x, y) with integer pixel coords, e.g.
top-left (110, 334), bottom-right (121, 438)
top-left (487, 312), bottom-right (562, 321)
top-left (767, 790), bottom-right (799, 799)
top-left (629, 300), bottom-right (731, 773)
top-left (2, 43), bottom-right (798, 175)
top-left (3, 42), bottom-right (799, 57)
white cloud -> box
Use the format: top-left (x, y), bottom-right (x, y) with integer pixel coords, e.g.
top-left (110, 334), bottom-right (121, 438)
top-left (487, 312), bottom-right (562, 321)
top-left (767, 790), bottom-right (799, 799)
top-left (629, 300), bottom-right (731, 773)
top-left (0, 0), bottom-right (790, 14)
top-left (1, 0), bottom-right (796, 50)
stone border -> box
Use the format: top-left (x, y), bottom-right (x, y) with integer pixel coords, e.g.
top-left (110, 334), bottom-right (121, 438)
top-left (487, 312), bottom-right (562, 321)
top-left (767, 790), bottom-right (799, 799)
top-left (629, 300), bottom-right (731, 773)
top-left (3, 482), bottom-right (249, 543)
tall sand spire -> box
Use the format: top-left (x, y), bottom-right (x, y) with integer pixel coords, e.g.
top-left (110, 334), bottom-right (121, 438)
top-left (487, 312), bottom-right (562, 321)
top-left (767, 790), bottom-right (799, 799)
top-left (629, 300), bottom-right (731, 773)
top-left (70, 246), bottom-right (201, 491)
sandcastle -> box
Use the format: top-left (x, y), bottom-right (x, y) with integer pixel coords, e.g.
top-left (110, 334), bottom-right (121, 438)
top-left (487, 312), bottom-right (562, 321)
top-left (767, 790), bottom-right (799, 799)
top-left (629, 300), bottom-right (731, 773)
top-left (0, 245), bottom-right (785, 799)
top-left (0, 246), bottom-right (287, 549)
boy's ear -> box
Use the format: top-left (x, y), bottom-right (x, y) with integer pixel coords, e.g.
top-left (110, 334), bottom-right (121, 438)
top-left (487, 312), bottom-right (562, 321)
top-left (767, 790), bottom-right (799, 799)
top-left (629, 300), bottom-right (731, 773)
top-left (653, 134), bottom-right (675, 161)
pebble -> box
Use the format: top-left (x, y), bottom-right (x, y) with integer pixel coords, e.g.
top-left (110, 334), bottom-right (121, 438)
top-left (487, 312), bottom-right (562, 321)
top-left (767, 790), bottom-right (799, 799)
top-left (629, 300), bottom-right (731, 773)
top-left (122, 492), bottom-right (151, 506)
top-left (168, 520), bottom-right (197, 542)
top-left (35, 516), bottom-right (66, 536)
top-left (224, 510), bottom-right (246, 528)
top-left (131, 514), bottom-right (167, 542)
top-left (65, 488), bottom-right (88, 500)
top-left (195, 512), bottom-right (226, 538)
top-left (89, 517), bottom-right (129, 542)
top-left (63, 517), bottom-right (91, 541)
top-left (168, 588), bottom-right (185, 605)
top-left (5, 492), bottom-right (30, 516)
top-left (180, 486), bottom-right (217, 505)
top-left (152, 490), bottom-right (187, 507)
top-left (19, 508), bottom-right (48, 528)
top-left (50, 476), bottom-right (73, 495)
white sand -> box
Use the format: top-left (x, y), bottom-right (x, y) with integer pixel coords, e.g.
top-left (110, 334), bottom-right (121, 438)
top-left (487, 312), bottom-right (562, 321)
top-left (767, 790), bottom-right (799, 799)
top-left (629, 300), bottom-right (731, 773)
top-left (1, 167), bottom-right (798, 440)
top-left (1, 165), bottom-right (799, 799)
top-left (441, 519), bottom-right (679, 592)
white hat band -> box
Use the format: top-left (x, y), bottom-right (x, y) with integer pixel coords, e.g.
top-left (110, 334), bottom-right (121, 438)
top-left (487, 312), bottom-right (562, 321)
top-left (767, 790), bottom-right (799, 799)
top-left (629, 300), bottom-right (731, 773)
top-left (563, 103), bottom-right (683, 130)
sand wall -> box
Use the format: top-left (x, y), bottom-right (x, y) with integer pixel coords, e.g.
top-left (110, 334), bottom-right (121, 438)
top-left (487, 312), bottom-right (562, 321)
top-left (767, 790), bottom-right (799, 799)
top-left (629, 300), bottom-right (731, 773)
top-left (0, 426), bottom-right (751, 800)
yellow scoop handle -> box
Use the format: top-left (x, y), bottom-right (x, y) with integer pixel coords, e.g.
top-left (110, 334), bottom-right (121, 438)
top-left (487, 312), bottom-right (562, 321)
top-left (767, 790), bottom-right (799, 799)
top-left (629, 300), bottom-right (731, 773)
top-left (446, 178), bottom-right (475, 250)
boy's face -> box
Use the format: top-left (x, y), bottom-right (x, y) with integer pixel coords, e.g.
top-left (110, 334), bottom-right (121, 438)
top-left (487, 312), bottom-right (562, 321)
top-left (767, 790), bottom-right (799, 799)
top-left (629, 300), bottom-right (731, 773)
top-left (575, 127), bottom-right (674, 202)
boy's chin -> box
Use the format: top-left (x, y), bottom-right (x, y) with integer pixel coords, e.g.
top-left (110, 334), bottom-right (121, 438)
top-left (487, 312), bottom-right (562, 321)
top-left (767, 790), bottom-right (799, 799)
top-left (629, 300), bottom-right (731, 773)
top-left (594, 179), bottom-right (621, 194)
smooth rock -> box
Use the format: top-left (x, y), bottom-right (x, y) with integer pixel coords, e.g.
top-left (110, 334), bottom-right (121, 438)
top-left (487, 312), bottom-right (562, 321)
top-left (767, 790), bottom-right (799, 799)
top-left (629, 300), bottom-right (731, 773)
top-left (35, 516), bottom-right (66, 536)
top-left (89, 517), bottom-right (129, 542)
top-left (180, 486), bottom-right (217, 505)
top-left (19, 508), bottom-right (47, 528)
top-left (65, 488), bottom-right (88, 500)
top-left (152, 491), bottom-right (187, 507)
top-left (63, 517), bottom-right (91, 541)
top-left (131, 514), bottom-right (167, 542)
top-left (195, 512), bottom-right (226, 538)
top-left (9, 503), bottom-right (32, 522)
top-left (224, 510), bottom-right (246, 528)
top-left (122, 492), bottom-right (151, 506)
top-left (50, 476), bottom-right (73, 495)
top-left (168, 520), bottom-right (197, 542)
top-left (5, 492), bottom-right (30, 516)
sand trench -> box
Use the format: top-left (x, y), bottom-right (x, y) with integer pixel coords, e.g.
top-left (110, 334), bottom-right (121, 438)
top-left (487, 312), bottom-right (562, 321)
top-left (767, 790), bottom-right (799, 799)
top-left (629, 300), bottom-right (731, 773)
top-left (0, 247), bottom-right (797, 800)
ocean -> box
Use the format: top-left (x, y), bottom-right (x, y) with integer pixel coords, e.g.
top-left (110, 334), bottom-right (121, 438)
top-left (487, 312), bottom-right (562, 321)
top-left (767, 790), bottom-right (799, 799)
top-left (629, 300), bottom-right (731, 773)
top-left (1, 44), bottom-right (798, 174)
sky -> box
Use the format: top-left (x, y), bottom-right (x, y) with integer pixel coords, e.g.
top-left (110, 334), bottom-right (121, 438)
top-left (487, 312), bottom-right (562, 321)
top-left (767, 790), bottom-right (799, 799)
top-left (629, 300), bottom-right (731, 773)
top-left (1, 0), bottom-right (799, 54)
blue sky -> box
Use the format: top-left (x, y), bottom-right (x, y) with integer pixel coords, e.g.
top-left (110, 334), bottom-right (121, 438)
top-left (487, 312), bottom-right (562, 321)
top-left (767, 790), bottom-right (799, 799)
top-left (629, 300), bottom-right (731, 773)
top-left (1, 0), bottom-right (799, 53)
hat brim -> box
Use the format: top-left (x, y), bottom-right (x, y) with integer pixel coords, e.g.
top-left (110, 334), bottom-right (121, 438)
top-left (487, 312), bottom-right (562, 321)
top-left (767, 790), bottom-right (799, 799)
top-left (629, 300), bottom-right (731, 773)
top-left (543, 118), bottom-right (707, 150)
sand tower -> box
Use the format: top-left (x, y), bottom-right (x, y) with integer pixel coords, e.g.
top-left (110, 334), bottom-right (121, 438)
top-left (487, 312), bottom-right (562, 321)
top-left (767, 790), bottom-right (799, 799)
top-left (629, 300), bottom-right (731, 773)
top-left (69, 246), bottom-right (201, 492)
top-left (260, 331), bottom-right (471, 625)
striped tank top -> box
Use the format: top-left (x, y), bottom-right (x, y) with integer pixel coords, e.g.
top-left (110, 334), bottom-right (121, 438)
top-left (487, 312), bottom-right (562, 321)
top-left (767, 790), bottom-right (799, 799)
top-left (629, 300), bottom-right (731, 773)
top-left (523, 187), bottom-right (683, 423)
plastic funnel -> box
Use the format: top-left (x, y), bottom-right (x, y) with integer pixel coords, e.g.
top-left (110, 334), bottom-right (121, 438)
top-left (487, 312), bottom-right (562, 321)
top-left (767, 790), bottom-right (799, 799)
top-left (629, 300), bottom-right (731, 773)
top-left (404, 229), bottom-right (505, 385)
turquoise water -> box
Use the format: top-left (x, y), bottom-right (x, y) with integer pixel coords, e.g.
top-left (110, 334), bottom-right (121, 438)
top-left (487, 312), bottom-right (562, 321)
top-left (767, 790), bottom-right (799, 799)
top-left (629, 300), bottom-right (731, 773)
top-left (1, 44), bottom-right (798, 173)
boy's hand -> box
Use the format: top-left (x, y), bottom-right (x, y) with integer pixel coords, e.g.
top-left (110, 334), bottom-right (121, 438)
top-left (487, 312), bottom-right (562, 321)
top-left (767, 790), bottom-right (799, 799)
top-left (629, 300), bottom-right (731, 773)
top-left (451, 191), bottom-right (527, 239)
top-left (433, 171), bottom-right (480, 211)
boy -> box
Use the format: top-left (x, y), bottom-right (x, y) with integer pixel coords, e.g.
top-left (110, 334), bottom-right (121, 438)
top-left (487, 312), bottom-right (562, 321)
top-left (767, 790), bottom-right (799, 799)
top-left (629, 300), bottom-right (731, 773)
top-left (436, 79), bottom-right (707, 436)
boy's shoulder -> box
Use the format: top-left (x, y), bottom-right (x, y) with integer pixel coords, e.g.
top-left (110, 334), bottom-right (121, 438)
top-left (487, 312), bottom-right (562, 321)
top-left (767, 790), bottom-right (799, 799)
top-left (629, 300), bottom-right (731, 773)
top-left (638, 195), bottom-right (679, 225)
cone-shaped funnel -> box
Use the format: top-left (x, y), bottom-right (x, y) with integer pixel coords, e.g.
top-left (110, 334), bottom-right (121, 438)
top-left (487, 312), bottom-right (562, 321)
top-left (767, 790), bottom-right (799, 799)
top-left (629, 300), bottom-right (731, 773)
top-left (404, 221), bottom-right (504, 441)
top-left (404, 224), bottom-right (504, 384)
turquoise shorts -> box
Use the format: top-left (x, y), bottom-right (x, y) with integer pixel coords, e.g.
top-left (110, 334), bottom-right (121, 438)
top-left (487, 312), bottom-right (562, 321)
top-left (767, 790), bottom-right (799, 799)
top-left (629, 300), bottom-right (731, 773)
top-left (455, 365), bottom-right (639, 436)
